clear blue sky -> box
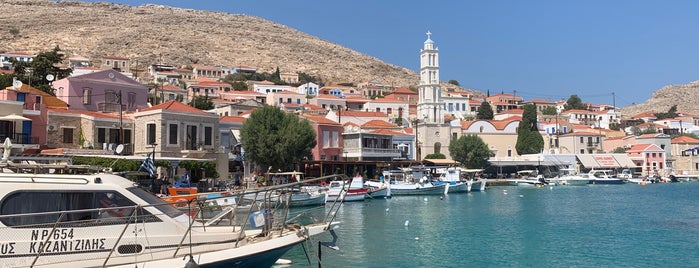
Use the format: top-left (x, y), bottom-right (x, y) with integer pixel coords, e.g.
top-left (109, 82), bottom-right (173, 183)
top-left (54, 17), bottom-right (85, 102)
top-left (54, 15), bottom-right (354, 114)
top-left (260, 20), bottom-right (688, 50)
top-left (85, 0), bottom-right (699, 107)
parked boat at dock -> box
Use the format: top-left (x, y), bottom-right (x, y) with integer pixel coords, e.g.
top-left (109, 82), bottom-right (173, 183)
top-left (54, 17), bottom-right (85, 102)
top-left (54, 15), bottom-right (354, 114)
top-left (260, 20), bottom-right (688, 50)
top-left (0, 164), bottom-right (342, 268)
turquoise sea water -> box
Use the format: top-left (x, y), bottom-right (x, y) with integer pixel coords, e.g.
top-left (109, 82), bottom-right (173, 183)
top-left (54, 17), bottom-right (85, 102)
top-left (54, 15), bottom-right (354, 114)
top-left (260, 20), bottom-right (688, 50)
top-left (281, 183), bottom-right (699, 268)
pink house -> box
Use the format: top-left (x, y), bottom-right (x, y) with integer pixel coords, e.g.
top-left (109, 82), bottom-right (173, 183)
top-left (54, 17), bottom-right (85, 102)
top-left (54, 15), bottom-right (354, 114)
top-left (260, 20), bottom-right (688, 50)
top-left (0, 84), bottom-right (68, 148)
top-left (301, 115), bottom-right (343, 161)
top-left (52, 69), bottom-right (149, 113)
top-left (627, 143), bottom-right (666, 176)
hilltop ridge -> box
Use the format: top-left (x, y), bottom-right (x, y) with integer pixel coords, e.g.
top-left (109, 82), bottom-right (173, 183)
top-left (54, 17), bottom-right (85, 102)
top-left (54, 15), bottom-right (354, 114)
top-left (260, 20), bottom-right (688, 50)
top-left (0, 0), bottom-right (419, 87)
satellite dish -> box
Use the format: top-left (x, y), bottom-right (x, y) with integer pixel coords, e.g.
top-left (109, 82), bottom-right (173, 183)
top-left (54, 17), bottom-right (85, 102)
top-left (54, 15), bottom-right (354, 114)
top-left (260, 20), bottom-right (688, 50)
top-left (12, 80), bottom-right (22, 89)
top-left (46, 74), bottom-right (55, 81)
top-left (108, 73), bottom-right (115, 79)
top-left (115, 144), bottom-right (125, 155)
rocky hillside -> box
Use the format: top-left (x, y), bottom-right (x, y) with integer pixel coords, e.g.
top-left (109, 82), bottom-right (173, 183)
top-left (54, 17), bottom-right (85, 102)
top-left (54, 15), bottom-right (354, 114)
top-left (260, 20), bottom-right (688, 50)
top-left (620, 81), bottom-right (699, 117)
top-left (0, 0), bottom-right (421, 87)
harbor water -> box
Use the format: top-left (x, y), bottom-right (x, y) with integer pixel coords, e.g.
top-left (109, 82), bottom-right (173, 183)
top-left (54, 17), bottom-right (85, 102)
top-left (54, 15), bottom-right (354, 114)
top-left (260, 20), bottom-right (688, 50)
top-left (281, 183), bottom-right (699, 267)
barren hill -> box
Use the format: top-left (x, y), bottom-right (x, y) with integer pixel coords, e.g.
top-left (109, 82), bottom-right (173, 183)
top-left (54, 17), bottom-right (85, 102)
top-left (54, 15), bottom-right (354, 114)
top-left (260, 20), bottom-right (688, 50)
top-left (0, 0), bottom-right (419, 87)
top-left (620, 81), bottom-right (699, 117)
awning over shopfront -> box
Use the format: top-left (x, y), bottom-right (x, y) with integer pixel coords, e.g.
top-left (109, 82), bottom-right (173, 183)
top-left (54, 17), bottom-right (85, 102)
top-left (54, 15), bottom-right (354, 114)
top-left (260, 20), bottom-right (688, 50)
top-left (424, 159), bottom-right (460, 165)
top-left (576, 154), bottom-right (637, 169)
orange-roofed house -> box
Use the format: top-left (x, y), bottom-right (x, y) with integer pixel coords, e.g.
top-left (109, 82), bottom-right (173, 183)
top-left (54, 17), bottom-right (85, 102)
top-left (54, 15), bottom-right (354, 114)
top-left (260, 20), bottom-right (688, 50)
top-left (626, 143), bottom-right (666, 176)
top-left (325, 109), bottom-right (388, 126)
top-left (363, 95), bottom-right (409, 125)
top-left (602, 135), bottom-right (636, 153)
top-left (631, 111), bottom-right (657, 123)
top-left (1, 51), bottom-right (35, 70)
top-left (341, 123), bottom-right (402, 162)
top-left (635, 133), bottom-right (671, 161)
top-left (301, 115), bottom-right (344, 161)
top-left (485, 93), bottom-right (522, 113)
top-left (212, 99), bottom-right (264, 117)
top-left (218, 90), bottom-right (267, 104)
top-left (191, 64), bottom-right (230, 79)
top-left (310, 93), bottom-right (346, 110)
top-left (442, 93), bottom-right (473, 120)
top-left (52, 69), bottom-right (149, 113)
top-left (187, 77), bottom-right (231, 100)
top-left (133, 101), bottom-right (220, 159)
top-left (267, 91), bottom-right (305, 110)
top-left (0, 83), bottom-right (67, 149)
top-left (671, 135), bottom-right (699, 175)
top-left (560, 109), bottom-right (597, 126)
top-left (159, 84), bottom-right (188, 103)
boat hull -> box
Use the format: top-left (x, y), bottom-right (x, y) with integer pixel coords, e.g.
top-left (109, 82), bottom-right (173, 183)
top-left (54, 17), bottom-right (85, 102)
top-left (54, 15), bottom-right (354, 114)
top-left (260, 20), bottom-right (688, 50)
top-left (390, 184), bottom-right (446, 196)
top-left (588, 179), bottom-right (625, 185)
top-left (289, 194), bottom-right (326, 207)
top-left (366, 187), bottom-right (390, 199)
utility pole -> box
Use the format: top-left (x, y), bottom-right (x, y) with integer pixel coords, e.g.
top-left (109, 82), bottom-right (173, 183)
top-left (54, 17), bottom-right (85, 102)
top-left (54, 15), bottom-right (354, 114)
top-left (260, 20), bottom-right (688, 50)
top-left (118, 90), bottom-right (124, 144)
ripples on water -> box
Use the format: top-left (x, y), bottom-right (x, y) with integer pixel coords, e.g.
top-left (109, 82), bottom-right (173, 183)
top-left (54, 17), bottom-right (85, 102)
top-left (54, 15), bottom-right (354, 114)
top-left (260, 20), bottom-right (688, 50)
top-left (281, 183), bottom-right (699, 268)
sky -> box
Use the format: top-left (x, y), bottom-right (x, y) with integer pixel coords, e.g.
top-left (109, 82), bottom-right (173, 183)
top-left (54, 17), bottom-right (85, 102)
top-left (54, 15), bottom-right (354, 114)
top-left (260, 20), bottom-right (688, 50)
top-left (84, 0), bottom-right (699, 108)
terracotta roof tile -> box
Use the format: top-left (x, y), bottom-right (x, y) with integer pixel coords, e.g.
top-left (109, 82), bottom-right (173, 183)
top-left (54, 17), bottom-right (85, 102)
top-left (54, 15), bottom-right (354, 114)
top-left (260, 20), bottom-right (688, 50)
top-left (220, 116), bottom-right (246, 123)
top-left (671, 136), bottom-right (699, 144)
top-left (140, 100), bottom-right (208, 114)
top-left (361, 120), bottom-right (398, 129)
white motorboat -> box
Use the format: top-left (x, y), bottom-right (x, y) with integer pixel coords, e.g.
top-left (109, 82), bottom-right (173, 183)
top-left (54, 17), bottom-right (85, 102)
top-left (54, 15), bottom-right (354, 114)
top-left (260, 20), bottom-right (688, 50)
top-left (326, 176), bottom-right (367, 202)
top-left (585, 169), bottom-right (625, 185)
top-left (0, 165), bottom-right (342, 268)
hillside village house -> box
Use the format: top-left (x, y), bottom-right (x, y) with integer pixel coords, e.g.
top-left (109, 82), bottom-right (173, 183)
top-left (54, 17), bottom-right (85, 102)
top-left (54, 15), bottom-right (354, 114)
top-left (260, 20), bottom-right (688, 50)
top-left (187, 77), bottom-right (230, 101)
top-left (442, 94), bottom-right (476, 120)
top-left (52, 69), bottom-right (149, 113)
top-left (326, 110), bottom-right (388, 127)
top-left (253, 81), bottom-right (292, 95)
top-left (486, 93), bottom-right (522, 113)
top-left (344, 96), bottom-right (369, 111)
top-left (192, 64), bottom-right (229, 79)
top-left (218, 90), bottom-right (266, 103)
top-left (101, 56), bottom-right (131, 73)
top-left (266, 91), bottom-right (305, 107)
top-left (159, 84), bottom-right (187, 102)
top-left (362, 95), bottom-right (409, 125)
top-left (279, 72), bottom-right (298, 84)
top-left (0, 51), bottom-right (34, 70)
top-left (297, 82), bottom-right (319, 97)
top-left (310, 94), bottom-right (346, 110)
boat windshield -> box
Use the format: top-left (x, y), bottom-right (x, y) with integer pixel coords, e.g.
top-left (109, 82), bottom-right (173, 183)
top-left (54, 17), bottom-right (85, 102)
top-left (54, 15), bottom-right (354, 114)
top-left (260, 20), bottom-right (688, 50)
top-left (127, 186), bottom-right (184, 218)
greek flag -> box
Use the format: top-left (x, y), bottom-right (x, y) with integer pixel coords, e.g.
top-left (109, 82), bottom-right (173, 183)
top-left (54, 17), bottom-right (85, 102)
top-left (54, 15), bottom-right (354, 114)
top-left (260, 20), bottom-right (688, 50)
top-left (139, 152), bottom-right (156, 177)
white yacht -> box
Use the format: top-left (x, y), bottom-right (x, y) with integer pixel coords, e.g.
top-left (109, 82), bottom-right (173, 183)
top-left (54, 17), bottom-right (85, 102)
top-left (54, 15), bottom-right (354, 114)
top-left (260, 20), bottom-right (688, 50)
top-left (0, 164), bottom-right (341, 268)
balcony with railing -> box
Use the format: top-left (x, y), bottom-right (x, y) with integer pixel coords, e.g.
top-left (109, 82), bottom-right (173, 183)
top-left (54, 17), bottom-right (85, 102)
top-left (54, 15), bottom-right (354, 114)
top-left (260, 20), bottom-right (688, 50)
top-left (98, 102), bottom-right (126, 113)
top-left (0, 132), bottom-right (39, 145)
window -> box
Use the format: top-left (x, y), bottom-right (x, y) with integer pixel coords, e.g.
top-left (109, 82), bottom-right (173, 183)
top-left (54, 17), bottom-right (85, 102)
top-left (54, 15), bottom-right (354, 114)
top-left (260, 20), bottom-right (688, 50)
top-left (62, 128), bottom-right (74, 144)
top-left (83, 88), bottom-right (92, 104)
top-left (323, 131), bottom-right (330, 148)
top-left (296, 99), bottom-right (301, 104)
top-left (105, 90), bottom-right (116, 103)
top-left (128, 92), bottom-right (136, 109)
top-left (387, 108), bottom-right (392, 115)
top-left (146, 123), bottom-right (156, 145)
top-left (286, 98), bottom-right (292, 104)
top-left (168, 124), bottom-right (178, 145)
top-left (97, 128), bottom-right (107, 144)
top-left (580, 137), bottom-right (584, 143)
top-left (375, 107), bottom-right (380, 112)
top-left (204, 126), bottom-right (213, 146)
top-left (123, 129), bottom-right (132, 144)
top-left (186, 125), bottom-right (198, 150)
top-left (332, 131), bottom-right (338, 147)
top-left (0, 190), bottom-right (158, 227)
top-left (279, 98), bottom-right (283, 104)
top-left (448, 103), bottom-right (453, 112)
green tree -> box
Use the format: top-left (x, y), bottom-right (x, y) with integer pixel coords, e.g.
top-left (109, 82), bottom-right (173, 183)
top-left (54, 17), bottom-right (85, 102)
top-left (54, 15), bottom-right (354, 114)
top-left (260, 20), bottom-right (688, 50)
top-left (424, 153), bottom-right (446, 159)
top-left (232, 81), bottom-right (248, 90)
top-left (449, 135), bottom-right (491, 168)
top-left (655, 105), bottom-right (678, 120)
top-left (188, 95), bottom-right (214, 110)
top-left (515, 103), bottom-right (544, 155)
top-left (447, 80), bottom-right (460, 86)
top-left (476, 101), bottom-right (494, 120)
top-left (542, 106), bottom-right (558, 115)
top-left (0, 74), bottom-right (12, 89)
top-left (11, 46), bottom-right (72, 95)
top-left (240, 106), bottom-right (317, 171)
top-left (563, 95), bottom-right (587, 111)
top-left (612, 147), bottom-right (627, 153)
